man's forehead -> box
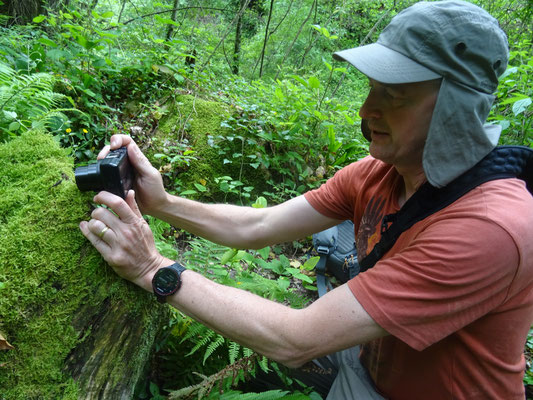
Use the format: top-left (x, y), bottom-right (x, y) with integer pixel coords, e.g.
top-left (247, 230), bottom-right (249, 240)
top-left (368, 78), bottom-right (441, 92)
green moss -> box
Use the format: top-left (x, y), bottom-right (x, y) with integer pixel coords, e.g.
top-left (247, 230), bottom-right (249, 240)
top-left (150, 94), bottom-right (268, 203)
top-left (0, 132), bottom-right (165, 399)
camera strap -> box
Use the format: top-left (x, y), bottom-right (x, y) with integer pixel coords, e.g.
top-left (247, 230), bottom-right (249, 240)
top-left (359, 145), bottom-right (533, 272)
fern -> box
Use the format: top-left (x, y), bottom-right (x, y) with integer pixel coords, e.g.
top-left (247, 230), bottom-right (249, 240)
top-left (228, 341), bottom-right (241, 364)
top-left (214, 389), bottom-right (293, 399)
top-left (0, 61), bottom-right (81, 141)
top-left (203, 334), bottom-right (225, 365)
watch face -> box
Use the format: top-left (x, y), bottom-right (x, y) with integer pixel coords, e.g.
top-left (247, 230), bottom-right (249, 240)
top-left (154, 268), bottom-right (180, 296)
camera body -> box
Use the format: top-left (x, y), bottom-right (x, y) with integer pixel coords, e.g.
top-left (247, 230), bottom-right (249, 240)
top-left (75, 147), bottom-right (134, 199)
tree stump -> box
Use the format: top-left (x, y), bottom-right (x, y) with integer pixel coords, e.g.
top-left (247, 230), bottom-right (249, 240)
top-left (0, 131), bottom-right (169, 399)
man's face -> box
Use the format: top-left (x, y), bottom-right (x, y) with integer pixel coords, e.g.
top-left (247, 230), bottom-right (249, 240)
top-left (359, 79), bottom-right (441, 172)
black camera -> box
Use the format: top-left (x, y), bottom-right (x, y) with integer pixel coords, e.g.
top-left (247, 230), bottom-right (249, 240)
top-left (75, 147), bottom-right (134, 199)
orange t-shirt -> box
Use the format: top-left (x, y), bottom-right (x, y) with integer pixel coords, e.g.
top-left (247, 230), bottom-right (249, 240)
top-left (304, 156), bottom-right (533, 399)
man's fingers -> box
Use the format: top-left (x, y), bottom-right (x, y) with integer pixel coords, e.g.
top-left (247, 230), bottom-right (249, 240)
top-left (126, 190), bottom-right (143, 218)
top-left (94, 191), bottom-right (140, 224)
top-left (97, 135), bottom-right (134, 159)
top-left (110, 134), bottom-right (133, 150)
top-left (97, 144), bottom-right (111, 160)
top-left (79, 220), bottom-right (112, 254)
top-left (127, 141), bottom-right (155, 175)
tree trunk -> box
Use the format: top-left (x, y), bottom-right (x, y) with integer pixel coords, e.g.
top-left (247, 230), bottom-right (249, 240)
top-left (274, 0), bottom-right (316, 80)
top-left (64, 297), bottom-right (168, 399)
top-left (259, 0), bottom-right (275, 77)
top-left (232, 0), bottom-right (247, 75)
top-left (166, 0), bottom-right (180, 41)
top-left (0, 131), bottom-right (169, 399)
top-left (1, 0), bottom-right (42, 24)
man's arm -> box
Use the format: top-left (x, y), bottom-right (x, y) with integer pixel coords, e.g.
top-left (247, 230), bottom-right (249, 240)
top-left (79, 191), bottom-right (388, 368)
top-left (151, 266), bottom-right (387, 368)
top-left (152, 194), bottom-right (341, 249)
top-left (99, 134), bottom-right (341, 249)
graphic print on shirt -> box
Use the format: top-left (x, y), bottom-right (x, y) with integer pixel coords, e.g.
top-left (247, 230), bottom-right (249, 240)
top-left (356, 196), bottom-right (386, 262)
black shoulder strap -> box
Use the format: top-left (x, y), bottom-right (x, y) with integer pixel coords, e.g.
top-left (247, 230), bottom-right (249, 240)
top-left (359, 145), bottom-right (533, 272)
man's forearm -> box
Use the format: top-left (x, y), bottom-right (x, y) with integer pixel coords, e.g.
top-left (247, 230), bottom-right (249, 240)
top-left (150, 193), bottom-right (270, 249)
top-left (149, 194), bottom-right (340, 250)
top-left (142, 258), bottom-right (387, 369)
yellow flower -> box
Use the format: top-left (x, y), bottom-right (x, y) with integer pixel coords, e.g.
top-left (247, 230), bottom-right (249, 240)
top-left (83, 129), bottom-right (88, 133)
top-left (66, 128), bottom-right (72, 133)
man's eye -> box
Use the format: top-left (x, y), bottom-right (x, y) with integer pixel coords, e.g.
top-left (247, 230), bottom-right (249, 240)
top-left (385, 88), bottom-right (399, 98)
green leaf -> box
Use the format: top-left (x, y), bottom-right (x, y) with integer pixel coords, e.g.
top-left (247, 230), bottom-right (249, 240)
top-left (302, 256), bottom-right (319, 271)
top-left (512, 98), bottom-right (532, 116)
top-left (220, 248), bottom-right (238, 264)
top-left (257, 246), bottom-right (270, 259)
top-left (252, 196), bottom-right (268, 208)
top-left (193, 183), bottom-right (207, 192)
top-left (101, 11), bottom-right (114, 18)
top-left (308, 76), bottom-right (320, 89)
top-left (277, 277), bottom-right (290, 290)
top-left (8, 122), bottom-right (20, 132)
top-left (32, 15), bottom-right (46, 23)
top-left (291, 75), bottom-right (308, 88)
top-left (179, 189), bottom-right (197, 196)
top-left (38, 38), bottom-right (58, 48)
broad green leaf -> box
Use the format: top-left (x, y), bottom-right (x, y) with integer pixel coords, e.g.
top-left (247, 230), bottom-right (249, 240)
top-left (257, 246), bottom-right (270, 259)
top-left (277, 277), bottom-right (290, 291)
top-left (32, 15), bottom-right (46, 23)
top-left (8, 122), bottom-right (20, 131)
top-left (252, 196), bottom-right (268, 209)
top-left (302, 256), bottom-right (320, 271)
top-left (308, 76), bottom-right (320, 89)
top-left (512, 98), bottom-right (532, 116)
top-left (291, 75), bottom-right (308, 87)
top-left (220, 248), bottom-right (238, 264)
top-left (38, 38), bottom-right (58, 48)
top-left (193, 183), bottom-right (207, 192)
top-left (179, 189), bottom-right (197, 196)
top-left (101, 11), bottom-right (114, 19)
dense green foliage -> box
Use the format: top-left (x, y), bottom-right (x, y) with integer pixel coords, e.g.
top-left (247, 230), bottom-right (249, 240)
top-left (0, 0), bottom-right (531, 398)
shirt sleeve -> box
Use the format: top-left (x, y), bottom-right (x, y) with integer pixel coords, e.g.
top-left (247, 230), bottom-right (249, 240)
top-left (349, 215), bottom-right (520, 351)
top-left (304, 163), bottom-right (358, 220)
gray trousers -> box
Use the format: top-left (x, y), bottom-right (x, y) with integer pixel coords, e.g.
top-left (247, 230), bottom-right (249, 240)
top-left (322, 346), bottom-right (385, 400)
top-left (244, 346), bottom-right (385, 399)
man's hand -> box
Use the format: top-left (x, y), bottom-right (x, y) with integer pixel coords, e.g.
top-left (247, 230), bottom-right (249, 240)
top-left (79, 190), bottom-right (169, 291)
top-left (98, 134), bottom-right (167, 216)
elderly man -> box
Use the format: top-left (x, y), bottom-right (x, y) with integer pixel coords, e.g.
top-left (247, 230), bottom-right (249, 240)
top-left (79, 1), bottom-right (533, 398)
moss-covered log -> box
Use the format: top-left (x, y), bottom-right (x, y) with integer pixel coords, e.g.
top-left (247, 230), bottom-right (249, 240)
top-left (0, 132), bottom-right (169, 399)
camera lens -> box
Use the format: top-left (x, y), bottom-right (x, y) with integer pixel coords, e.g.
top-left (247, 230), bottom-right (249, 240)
top-left (75, 163), bottom-right (103, 192)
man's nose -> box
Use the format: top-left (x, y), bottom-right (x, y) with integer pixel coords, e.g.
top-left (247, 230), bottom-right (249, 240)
top-left (359, 90), bottom-right (382, 120)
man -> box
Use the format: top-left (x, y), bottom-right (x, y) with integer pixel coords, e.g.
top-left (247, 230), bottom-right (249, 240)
top-left (79, 1), bottom-right (533, 399)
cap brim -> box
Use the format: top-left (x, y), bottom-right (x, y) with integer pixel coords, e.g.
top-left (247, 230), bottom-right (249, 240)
top-left (333, 43), bottom-right (440, 84)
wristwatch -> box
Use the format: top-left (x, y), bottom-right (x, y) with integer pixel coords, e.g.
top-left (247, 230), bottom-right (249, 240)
top-left (152, 262), bottom-right (187, 303)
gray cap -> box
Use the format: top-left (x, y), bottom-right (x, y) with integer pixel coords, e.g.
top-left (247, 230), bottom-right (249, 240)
top-left (334, 0), bottom-right (509, 187)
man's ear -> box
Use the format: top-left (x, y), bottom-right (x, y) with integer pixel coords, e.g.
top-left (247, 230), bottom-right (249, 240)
top-left (361, 119), bottom-right (371, 142)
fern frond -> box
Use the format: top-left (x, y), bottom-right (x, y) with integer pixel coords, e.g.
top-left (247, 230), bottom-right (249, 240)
top-left (203, 334), bottom-right (225, 365)
top-left (0, 63), bottom-right (15, 85)
top-left (185, 328), bottom-right (216, 357)
top-left (228, 341), bottom-right (241, 364)
top-left (216, 389), bottom-right (292, 400)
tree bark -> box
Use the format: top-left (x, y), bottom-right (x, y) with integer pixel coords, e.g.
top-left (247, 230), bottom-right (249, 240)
top-left (274, 0), bottom-right (317, 80)
top-left (166, 0), bottom-right (180, 41)
top-left (259, 0), bottom-right (275, 77)
top-left (0, 131), bottom-right (169, 399)
top-left (232, 0), bottom-right (247, 75)
top-left (64, 296), bottom-right (169, 399)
